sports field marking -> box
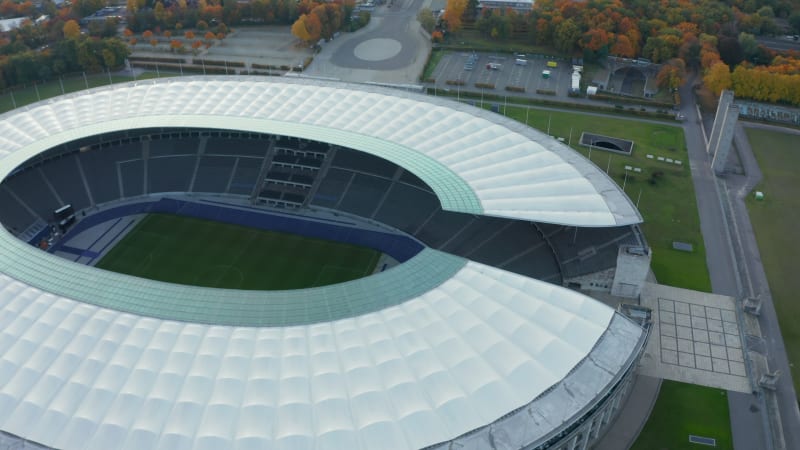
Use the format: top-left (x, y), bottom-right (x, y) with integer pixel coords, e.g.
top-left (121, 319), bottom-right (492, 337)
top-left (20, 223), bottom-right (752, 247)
top-left (96, 213), bottom-right (382, 290)
top-left (194, 265), bottom-right (246, 289)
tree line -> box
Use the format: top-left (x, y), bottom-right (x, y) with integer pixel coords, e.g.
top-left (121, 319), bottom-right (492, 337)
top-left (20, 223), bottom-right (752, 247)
top-left (1, 1), bottom-right (129, 90)
top-left (438, 0), bottom-right (800, 105)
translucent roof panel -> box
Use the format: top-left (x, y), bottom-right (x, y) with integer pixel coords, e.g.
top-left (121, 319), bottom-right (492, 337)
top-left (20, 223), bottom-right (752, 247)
top-left (0, 77), bottom-right (645, 450)
top-left (0, 260), bottom-right (641, 450)
top-left (0, 77), bottom-right (641, 227)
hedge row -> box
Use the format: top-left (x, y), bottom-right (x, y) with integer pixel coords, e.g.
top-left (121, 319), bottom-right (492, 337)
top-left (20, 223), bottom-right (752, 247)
top-left (426, 88), bottom-right (676, 121)
top-left (193, 59), bottom-right (245, 67)
top-left (589, 92), bottom-right (674, 108)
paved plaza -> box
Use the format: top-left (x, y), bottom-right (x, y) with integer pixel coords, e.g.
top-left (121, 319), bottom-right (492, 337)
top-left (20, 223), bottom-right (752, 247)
top-left (639, 282), bottom-right (752, 393)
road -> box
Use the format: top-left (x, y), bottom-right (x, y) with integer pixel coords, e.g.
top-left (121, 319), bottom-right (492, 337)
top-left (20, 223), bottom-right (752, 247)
top-left (678, 73), bottom-right (800, 450)
top-left (726, 120), bottom-right (800, 450)
top-left (755, 36), bottom-right (800, 53)
top-left (304, 0), bottom-right (429, 83)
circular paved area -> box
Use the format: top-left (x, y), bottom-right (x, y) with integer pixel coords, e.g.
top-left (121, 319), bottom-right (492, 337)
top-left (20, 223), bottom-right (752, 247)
top-left (330, 0), bottom-right (424, 70)
top-left (354, 38), bottom-right (403, 61)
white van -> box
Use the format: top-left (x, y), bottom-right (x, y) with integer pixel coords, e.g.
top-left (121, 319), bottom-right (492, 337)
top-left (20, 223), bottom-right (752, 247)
top-left (515, 58), bottom-right (527, 66)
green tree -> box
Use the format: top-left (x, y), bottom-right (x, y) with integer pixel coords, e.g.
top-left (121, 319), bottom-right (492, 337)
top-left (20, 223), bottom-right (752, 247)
top-left (790, 11), bottom-right (800, 34)
top-left (553, 18), bottom-right (581, 54)
top-left (417, 8), bottom-right (436, 33)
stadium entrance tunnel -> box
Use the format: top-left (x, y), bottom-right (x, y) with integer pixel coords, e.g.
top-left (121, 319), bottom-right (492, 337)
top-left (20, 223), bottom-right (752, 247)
top-left (579, 132), bottom-right (635, 155)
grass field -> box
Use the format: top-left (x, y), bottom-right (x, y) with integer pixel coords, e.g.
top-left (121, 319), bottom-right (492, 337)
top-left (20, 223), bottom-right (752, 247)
top-left (744, 128), bottom-right (800, 393)
top-left (506, 106), bottom-right (712, 292)
top-left (631, 380), bottom-right (733, 450)
top-left (0, 71), bottom-right (165, 115)
top-left (96, 214), bottom-right (381, 290)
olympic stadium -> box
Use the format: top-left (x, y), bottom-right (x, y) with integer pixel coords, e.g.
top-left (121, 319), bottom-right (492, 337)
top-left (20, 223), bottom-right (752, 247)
top-left (0, 77), bottom-right (651, 450)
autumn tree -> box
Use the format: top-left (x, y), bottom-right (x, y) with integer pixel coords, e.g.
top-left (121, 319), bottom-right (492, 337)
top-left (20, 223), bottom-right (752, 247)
top-left (656, 58), bottom-right (686, 91)
top-left (63, 20), bottom-right (80, 39)
top-left (611, 34), bottom-right (635, 58)
top-left (553, 18), bottom-right (581, 54)
top-left (185, 30), bottom-right (195, 40)
top-left (442, 0), bottom-right (467, 33)
top-left (311, 3), bottom-right (342, 40)
top-left (291, 13), bottom-right (321, 44)
top-left (170, 39), bottom-right (183, 51)
top-left (704, 62), bottom-right (732, 95)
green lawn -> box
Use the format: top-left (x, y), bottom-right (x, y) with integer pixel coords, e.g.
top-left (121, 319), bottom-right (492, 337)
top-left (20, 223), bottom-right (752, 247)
top-left (0, 71), bottom-right (165, 114)
top-left (96, 213), bottom-right (381, 290)
top-left (506, 106), bottom-right (712, 291)
top-left (744, 128), bottom-right (800, 393)
top-left (631, 380), bottom-right (733, 450)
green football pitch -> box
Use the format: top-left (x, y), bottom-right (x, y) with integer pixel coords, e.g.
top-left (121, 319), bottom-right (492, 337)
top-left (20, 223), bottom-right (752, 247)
top-left (96, 213), bottom-right (381, 290)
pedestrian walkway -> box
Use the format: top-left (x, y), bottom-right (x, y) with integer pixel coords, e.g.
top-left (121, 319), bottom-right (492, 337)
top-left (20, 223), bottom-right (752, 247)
top-left (593, 374), bottom-right (661, 450)
top-left (639, 283), bottom-right (751, 392)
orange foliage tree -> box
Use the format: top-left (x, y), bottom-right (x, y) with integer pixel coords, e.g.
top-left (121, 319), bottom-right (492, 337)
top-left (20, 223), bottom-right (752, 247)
top-left (703, 62), bottom-right (732, 95)
top-left (291, 13), bottom-right (322, 44)
top-left (443, 0), bottom-right (467, 33)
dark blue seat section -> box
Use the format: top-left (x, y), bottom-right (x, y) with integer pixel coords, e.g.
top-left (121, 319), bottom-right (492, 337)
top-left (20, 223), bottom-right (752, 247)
top-left (194, 156), bottom-right (236, 193)
top-left (311, 168), bottom-right (352, 208)
top-left (148, 156), bottom-right (196, 193)
top-left (0, 187), bottom-right (37, 233)
top-left (119, 160), bottom-right (144, 197)
top-left (228, 158), bottom-right (261, 195)
top-left (547, 225), bottom-right (637, 277)
top-left (206, 138), bottom-right (268, 157)
top-left (398, 169), bottom-right (432, 192)
top-left (78, 143), bottom-right (141, 204)
top-left (336, 174), bottom-right (390, 218)
top-left (149, 137), bottom-right (200, 156)
top-left (2, 168), bottom-right (62, 221)
top-left (373, 183), bottom-right (439, 235)
top-left (415, 209), bottom-right (475, 249)
top-left (51, 198), bottom-right (424, 263)
top-left (39, 154), bottom-right (91, 212)
top-left (330, 148), bottom-right (397, 178)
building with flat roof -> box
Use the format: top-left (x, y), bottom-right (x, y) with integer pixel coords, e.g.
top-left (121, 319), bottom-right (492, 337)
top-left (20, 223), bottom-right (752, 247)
top-left (478, 0), bottom-right (533, 13)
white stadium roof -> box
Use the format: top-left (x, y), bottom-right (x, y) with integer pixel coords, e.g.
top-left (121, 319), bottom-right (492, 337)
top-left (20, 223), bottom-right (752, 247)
top-left (0, 77), bottom-right (645, 450)
top-left (0, 77), bottom-right (641, 227)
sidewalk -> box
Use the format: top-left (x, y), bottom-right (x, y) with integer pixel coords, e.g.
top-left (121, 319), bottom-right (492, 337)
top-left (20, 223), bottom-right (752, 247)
top-left (593, 374), bottom-right (662, 450)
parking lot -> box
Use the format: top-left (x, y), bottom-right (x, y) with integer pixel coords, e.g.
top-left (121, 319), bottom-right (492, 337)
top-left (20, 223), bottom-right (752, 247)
top-left (428, 51), bottom-right (572, 97)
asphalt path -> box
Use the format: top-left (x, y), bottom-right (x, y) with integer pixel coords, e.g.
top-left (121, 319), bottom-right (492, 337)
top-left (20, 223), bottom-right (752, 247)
top-left (755, 36), bottom-right (800, 53)
top-left (675, 74), bottom-right (770, 450)
top-left (726, 121), bottom-right (800, 450)
top-left (679, 73), bottom-right (800, 450)
top-left (330, 0), bottom-right (426, 70)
